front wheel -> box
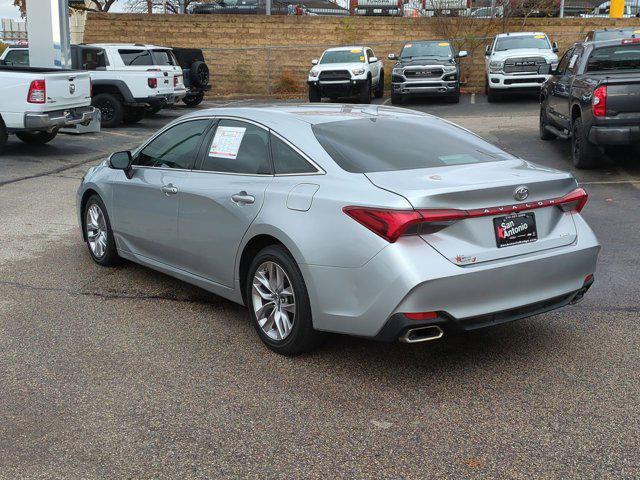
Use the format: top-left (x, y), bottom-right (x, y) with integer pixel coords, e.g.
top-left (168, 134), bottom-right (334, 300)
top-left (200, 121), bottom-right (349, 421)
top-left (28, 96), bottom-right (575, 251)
top-left (15, 131), bottom-right (58, 144)
top-left (83, 194), bottom-right (121, 266)
top-left (487, 86), bottom-right (499, 103)
top-left (571, 118), bottom-right (601, 169)
top-left (359, 79), bottom-right (371, 104)
top-left (308, 85), bottom-right (321, 103)
top-left (183, 92), bottom-right (205, 107)
top-left (374, 71), bottom-right (384, 99)
top-left (247, 245), bottom-right (322, 355)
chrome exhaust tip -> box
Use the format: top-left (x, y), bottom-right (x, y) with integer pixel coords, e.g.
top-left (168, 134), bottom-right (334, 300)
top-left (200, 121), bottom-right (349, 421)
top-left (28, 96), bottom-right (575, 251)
top-left (399, 325), bottom-right (444, 344)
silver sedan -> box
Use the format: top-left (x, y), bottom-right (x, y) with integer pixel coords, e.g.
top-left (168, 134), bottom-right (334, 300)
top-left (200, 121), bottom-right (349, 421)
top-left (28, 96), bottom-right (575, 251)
top-left (77, 104), bottom-right (600, 355)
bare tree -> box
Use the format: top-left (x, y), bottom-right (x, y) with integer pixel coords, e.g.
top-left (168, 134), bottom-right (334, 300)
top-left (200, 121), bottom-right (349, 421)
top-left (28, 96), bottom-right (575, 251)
top-left (13, 0), bottom-right (119, 17)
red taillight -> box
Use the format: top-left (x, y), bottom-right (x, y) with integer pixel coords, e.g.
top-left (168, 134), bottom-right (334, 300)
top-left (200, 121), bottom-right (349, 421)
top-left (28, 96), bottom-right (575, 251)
top-left (343, 207), bottom-right (422, 243)
top-left (622, 38), bottom-right (640, 44)
top-left (27, 79), bottom-right (46, 103)
top-left (557, 187), bottom-right (589, 213)
top-left (174, 74), bottom-right (182, 87)
top-left (593, 85), bottom-right (607, 118)
top-left (404, 311), bottom-right (438, 320)
top-left (148, 77), bottom-right (158, 88)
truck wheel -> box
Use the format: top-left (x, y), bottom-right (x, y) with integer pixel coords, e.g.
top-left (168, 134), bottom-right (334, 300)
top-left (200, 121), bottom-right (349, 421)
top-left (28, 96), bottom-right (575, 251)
top-left (539, 105), bottom-right (556, 141)
top-left (183, 92), bottom-right (204, 107)
top-left (308, 85), bottom-right (321, 103)
top-left (123, 107), bottom-right (146, 124)
top-left (92, 93), bottom-right (124, 128)
top-left (571, 118), bottom-right (600, 169)
top-left (15, 131), bottom-right (58, 145)
top-left (391, 91), bottom-right (403, 105)
top-left (374, 71), bottom-right (384, 99)
top-left (487, 86), bottom-right (499, 103)
top-left (359, 79), bottom-right (371, 104)
top-left (189, 61), bottom-right (209, 88)
top-left (0, 118), bottom-right (7, 151)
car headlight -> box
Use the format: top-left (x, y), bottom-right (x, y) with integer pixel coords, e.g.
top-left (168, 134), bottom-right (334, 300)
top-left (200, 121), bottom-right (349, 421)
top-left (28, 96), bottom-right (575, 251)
top-left (392, 68), bottom-right (403, 76)
top-left (443, 65), bottom-right (456, 72)
top-left (309, 69), bottom-right (319, 78)
top-left (351, 68), bottom-right (365, 76)
top-left (550, 62), bottom-right (559, 70)
top-left (489, 60), bottom-right (503, 73)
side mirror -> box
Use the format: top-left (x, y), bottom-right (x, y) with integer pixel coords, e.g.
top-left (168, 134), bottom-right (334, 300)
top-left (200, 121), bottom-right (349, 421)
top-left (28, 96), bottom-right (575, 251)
top-left (388, 53), bottom-right (397, 60)
top-left (457, 50), bottom-right (468, 58)
top-left (368, 56), bottom-right (378, 63)
top-left (311, 58), bottom-right (318, 65)
top-left (485, 45), bottom-right (491, 56)
top-left (552, 42), bottom-right (559, 53)
top-left (109, 151), bottom-right (134, 179)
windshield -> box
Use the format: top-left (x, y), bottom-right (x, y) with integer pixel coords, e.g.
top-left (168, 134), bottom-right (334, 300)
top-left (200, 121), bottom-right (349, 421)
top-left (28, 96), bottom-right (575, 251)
top-left (494, 35), bottom-right (550, 51)
top-left (400, 41), bottom-right (452, 59)
top-left (312, 117), bottom-right (506, 173)
top-left (587, 45), bottom-right (640, 72)
top-left (320, 50), bottom-right (365, 64)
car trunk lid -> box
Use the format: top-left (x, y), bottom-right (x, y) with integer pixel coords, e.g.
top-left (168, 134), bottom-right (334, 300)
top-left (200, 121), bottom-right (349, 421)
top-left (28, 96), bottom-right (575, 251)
top-left (43, 71), bottom-right (91, 109)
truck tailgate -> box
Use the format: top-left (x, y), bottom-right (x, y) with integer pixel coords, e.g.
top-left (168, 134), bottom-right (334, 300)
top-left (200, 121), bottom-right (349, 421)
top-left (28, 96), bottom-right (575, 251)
top-left (43, 71), bottom-right (91, 110)
top-left (605, 76), bottom-right (640, 122)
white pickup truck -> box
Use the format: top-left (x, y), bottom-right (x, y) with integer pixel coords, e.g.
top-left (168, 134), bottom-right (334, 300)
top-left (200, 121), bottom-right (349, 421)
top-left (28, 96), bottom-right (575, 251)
top-left (1, 45), bottom-right (179, 128)
top-left (484, 32), bottom-right (559, 102)
top-left (0, 65), bottom-right (97, 149)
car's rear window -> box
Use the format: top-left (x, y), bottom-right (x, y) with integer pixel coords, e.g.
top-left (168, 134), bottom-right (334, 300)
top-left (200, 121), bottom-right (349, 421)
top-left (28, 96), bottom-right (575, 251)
top-left (119, 49), bottom-right (153, 66)
top-left (152, 49), bottom-right (178, 66)
top-left (587, 44), bottom-right (640, 72)
top-left (312, 117), bottom-right (507, 173)
top-left (593, 30), bottom-right (638, 41)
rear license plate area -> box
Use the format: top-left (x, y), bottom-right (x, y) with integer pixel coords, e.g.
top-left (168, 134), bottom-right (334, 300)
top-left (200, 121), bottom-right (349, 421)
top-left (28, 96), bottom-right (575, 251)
top-left (493, 212), bottom-right (537, 248)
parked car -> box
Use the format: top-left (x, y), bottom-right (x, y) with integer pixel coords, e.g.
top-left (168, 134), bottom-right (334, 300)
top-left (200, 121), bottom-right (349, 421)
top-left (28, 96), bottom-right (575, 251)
top-left (0, 45), bottom-right (176, 128)
top-left (87, 43), bottom-right (187, 114)
top-left (0, 64), bottom-right (97, 150)
top-left (171, 47), bottom-right (211, 107)
top-left (584, 27), bottom-right (640, 42)
top-left (307, 46), bottom-right (384, 103)
top-left (485, 32), bottom-right (559, 102)
top-left (540, 38), bottom-right (640, 168)
top-left (388, 40), bottom-right (467, 104)
top-left (77, 104), bottom-right (599, 355)
top-left (188, 0), bottom-right (349, 15)
top-left (581, 0), bottom-right (640, 17)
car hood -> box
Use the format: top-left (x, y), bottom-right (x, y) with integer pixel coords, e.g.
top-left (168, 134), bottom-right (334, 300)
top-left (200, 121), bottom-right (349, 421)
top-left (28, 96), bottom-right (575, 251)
top-left (490, 49), bottom-right (558, 61)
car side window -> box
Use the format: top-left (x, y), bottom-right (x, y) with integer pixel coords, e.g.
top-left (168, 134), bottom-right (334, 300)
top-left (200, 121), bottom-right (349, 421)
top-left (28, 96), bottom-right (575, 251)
top-left (4, 49), bottom-right (29, 66)
top-left (556, 48), bottom-right (574, 75)
top-left (197, 119), bottom-right (272, 175)
top-left (270, 134), bottom-right (316, 175)
top-left (135, 119), bottom-right (211, 169)
top-left (119, 49), bottom-right (153, 66)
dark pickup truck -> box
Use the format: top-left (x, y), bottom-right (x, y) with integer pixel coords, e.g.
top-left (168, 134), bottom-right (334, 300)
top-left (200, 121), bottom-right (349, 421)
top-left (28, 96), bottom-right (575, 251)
top-left (540, 38), bottom-right (640, 168)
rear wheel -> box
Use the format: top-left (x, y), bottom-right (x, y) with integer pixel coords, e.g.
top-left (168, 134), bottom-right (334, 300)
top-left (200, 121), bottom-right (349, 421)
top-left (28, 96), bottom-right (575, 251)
top-left (374, 71), bottom-right (384, 99)
top-left (447, 91), bottom-right (460, 103)
top-left (359, 78), bottom-right (371, 104)
top-left (15, 131), bottom-right (58, 144)
top-left (308, 85), bottom-right (321, 102)
top-left (571, 117), bottom-right (601, 169)
top-left (539, 104), bottom-right (556, 140)
top-left (122, 107), bottom-right (146, 124)
top-left (92, 93), bottom-right (124, 128)
top-left (246, 245), bottom-right (322, 355)
top-left (182, 92), bottom-right (204, 107)
top-left (83, 194), bottom-right (121, 266)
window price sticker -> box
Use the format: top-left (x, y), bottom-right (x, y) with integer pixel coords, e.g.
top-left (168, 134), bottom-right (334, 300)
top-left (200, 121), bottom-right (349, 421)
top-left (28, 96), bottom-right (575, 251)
top-left (209, 126), bottom-right (246, 159)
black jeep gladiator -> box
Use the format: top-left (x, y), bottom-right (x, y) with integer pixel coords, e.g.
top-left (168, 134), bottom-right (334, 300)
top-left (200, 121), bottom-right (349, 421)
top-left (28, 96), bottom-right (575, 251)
top-left (540, 38), bottom-right (640, 168)
top-left (388, 40), bottom-right (467, 104)
top-left (171, 48), bottom-right (211, 107)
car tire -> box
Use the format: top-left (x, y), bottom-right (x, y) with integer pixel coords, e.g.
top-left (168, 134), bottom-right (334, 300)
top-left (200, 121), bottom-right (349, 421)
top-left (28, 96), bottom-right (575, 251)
top-left (484, 77), bottom-right (489, 96)
top-left (308, 85), bottom-right (321, 102)
top-left (374, 71), bottom-right (384, 99)
top-left (122, 107), bottom-right (146, 124)
top-left (539, 104), bottom-right (556, 140)
top-left (182, 92), bottom-right (205, 107)
top-left (189, 61), bottom-right (209, 88)
top-left (487, 85), bottom-right (499, 103)
top-left (391, 91), bottom-right (403, 105)
top-left (92, 93), bottom-right (124, 128)
top-left (359, 78), bottom-right (372, 104)
top-left (15, 130), bottom-right (58, 144)
top-left (447, 91), bottom-right (460, 103)
top-left (246, 245), bottom-right (322, 356)
top-left (0, 117), bottom-right (7, 151)
top-left (83, 194), bottom-right (122, 267)
top-left (571, 117), bottom-right (600, 169)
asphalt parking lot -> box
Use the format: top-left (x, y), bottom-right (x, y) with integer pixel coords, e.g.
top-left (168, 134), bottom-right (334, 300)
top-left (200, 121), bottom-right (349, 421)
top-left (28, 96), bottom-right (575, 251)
top-left (1, 95), bottom-right (639, 479)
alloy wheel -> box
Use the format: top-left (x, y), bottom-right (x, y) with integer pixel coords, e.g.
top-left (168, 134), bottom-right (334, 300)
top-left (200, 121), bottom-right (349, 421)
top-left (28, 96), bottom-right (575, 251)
top-left (96, 100), bottom-right (115, 122)
top-left (252, 261), bottom-right (296, 341)
top-left (86, 203), bottom-right (108, 259)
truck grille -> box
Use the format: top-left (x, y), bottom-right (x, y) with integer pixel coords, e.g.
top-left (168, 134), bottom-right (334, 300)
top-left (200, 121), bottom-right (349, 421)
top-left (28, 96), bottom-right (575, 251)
top-left (404, 68), bottom-right (444, 79)
top-left (319, 70), bottom-right (351, 81)
top-left (503, 57), bottom-right (547, 74)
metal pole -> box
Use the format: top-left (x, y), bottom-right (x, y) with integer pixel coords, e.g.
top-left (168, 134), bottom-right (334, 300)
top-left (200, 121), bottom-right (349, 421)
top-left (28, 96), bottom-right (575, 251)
top-left (266, 0), bottom-right (271, 15)
top-left (490, 0), bottom-right (496, 17)
top-left (559, 0), bottom-right (564, 17)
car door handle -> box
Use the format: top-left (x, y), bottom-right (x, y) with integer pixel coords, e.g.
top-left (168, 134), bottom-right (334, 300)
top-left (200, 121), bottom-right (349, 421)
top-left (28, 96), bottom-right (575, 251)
top-left (161, 184), bottom-right (178, 195)
top-left (231, 191), bottom-right (255, 205)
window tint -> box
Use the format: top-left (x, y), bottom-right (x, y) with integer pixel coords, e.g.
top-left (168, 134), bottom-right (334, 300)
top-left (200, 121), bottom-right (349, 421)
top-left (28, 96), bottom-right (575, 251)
top-left (198, 120), bottom-right (271, 175)
top-left (4, 49), bottom-right (29, 66)
top-left (271, 134), bottom-right (316, 175)
top-left (135, 119), bottom-right (210, 169)
top-left (119, 49), bottom-right (153, 66)
top-left (152, 49), bottom-right (177, 66)
top-left (80, 49), bottom-right (107, 70)
top-left (587, 45), bottom-right (640, 72)
top-left (313, 117), bottom-right (506, 173)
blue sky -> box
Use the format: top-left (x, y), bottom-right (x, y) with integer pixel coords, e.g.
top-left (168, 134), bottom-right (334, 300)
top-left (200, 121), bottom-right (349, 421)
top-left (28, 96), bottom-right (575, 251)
top-left (1, 0), bottom-right (21, 20)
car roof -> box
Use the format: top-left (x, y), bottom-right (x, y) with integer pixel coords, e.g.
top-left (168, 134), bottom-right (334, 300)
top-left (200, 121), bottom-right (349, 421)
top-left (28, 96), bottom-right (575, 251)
top-left (89, 43), bottom-right (172, 50)
top-left (180, 104), bottom-right (431, 128)
top-left (496, 32), bottom-right (547, 38)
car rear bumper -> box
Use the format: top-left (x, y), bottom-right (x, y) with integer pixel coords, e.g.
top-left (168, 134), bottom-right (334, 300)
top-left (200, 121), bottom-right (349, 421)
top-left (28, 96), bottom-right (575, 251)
top-left (302, 214), bottom-right (600, 339)
top-left (23, 106), bottom-right (98, 130)
top-left (589, 125), bottom-right (640, 145)
top-left (392, 80), bottom-right (458, 96)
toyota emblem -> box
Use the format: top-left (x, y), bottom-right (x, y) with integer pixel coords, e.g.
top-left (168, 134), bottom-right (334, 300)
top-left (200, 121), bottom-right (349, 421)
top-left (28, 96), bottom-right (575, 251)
top-left (514, 185), bottom-right (529, 201)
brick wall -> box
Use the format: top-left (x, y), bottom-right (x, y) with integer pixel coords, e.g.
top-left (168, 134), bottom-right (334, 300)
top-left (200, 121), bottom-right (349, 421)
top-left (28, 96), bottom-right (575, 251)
top-left (84, 13), bottom-right (640, 96)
